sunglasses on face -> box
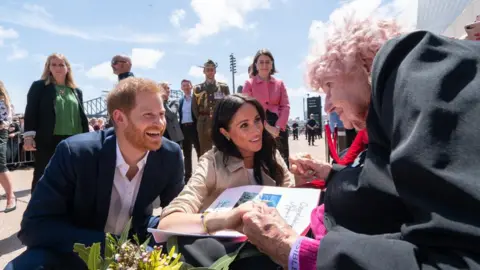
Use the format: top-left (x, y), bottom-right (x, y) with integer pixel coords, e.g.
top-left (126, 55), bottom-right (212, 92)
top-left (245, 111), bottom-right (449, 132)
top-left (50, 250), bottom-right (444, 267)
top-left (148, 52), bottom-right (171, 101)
top-left (111, 60), bottom-right (128, 65)
top-left (257, 60), bottom-right (272, 65)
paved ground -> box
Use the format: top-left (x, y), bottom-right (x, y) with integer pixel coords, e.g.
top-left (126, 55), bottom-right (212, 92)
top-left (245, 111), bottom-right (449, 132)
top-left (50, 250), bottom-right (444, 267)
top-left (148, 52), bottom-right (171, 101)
top-left (0, 136), bottom-right (326, 267)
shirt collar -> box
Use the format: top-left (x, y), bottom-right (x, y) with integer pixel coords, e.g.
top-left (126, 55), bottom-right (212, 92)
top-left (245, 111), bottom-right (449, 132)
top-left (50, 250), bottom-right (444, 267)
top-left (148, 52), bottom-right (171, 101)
top-left (205, 79), bottom-right (216, 85)
top-left (253, 75), bottom-right (276, 84)
top-left (213, 147), bottom-right (245, 172)
top-left (118, 72), bottom-right (134, 81)
top-left (116, 142), bottom-right (149, 177)
top-left (184, 92), bottom-right (192, 100)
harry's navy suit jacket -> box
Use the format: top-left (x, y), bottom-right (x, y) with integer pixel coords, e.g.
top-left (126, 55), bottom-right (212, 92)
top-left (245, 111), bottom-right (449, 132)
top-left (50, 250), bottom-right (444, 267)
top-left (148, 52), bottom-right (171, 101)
top-left (17, 128), bottom-right (185, 252)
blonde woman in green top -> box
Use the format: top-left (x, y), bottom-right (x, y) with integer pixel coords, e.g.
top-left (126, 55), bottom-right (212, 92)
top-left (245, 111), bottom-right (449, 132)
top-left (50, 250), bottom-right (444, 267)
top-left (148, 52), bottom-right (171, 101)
top-left (23, 53), bottom-right (89, 192)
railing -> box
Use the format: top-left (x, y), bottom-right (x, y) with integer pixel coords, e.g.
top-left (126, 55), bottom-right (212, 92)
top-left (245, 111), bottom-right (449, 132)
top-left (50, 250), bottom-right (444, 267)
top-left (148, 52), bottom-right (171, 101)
top-left (83, 89), bottom-right (184, 118)
top-left (6, 134), bottom-right (35, 167)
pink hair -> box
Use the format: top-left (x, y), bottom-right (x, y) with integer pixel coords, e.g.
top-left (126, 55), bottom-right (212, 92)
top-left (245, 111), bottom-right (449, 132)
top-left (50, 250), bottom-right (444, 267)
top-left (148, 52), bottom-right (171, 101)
top-left (306, 17), bottom-right (403, 91)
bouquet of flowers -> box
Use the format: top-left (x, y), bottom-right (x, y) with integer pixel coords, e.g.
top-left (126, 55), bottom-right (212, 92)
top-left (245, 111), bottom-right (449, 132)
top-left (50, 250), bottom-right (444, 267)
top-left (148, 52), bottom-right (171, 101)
top-left (73, 218), bottom-right (260, 270)
top-left (73, 219), bottom-right (183, 270)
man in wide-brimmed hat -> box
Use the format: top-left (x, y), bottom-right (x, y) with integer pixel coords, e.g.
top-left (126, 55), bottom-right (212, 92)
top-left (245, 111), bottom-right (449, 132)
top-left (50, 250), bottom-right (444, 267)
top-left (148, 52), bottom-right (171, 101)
top-left (192, 59), bottom-right (230, 155)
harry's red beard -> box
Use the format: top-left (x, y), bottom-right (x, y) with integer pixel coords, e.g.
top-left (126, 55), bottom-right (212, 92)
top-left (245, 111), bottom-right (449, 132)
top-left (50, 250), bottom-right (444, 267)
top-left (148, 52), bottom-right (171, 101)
top-left (124, 117), bottom-right (165, 152)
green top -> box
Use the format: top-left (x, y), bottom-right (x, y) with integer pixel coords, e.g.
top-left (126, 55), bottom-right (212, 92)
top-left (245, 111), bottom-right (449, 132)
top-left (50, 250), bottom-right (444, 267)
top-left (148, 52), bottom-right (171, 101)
top-left (53, 85), bottom-right (83, 135)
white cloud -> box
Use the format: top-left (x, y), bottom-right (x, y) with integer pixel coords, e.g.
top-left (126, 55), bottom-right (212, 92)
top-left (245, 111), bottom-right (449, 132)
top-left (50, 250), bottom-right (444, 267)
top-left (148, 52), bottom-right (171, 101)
top-left (170, 9), bottom-right (186, 28)
top-left (32, 54), bottom-right (48, 70)
top-left (71, 63), bottom-right (86, 74)
top-left (236, 72), bottom-right (249, 86)
top-left (307, 0), bottom-right (417, 43)
top-left (378, 0), bottom-right (418, 30)
top-left (188, 66), bottom-right (204, 78)
top-left (0, 26), bottom-right (19, 39)
top-left (184, 0), bottom-right (271, 44)
top-left (105, 33), bottom-right (168, 44)
top-left (188, 66), bottom-right (228, 83)
top-left (0, 26), bottom-right (19, 45)
top-left (7, 44), bottom-right (28, 61)
top-left (304, 0), bottom-right (418, 65)
top-left (22, 3), bottom-right (52, 18)
top-left (86, 62), bottom-right (117, 82)
top-left (86, 48), bottom-right (165, 82)
top-left (131, 48), bottom-right (165, 69)
top-left (308, 20), bottom-right (326, 42)
top-left (240, 56), bottom-right (253, 67)
top-left (0, 4), bottom-right (168, 44)
top-left (287, 87), bottom-right (322, 98)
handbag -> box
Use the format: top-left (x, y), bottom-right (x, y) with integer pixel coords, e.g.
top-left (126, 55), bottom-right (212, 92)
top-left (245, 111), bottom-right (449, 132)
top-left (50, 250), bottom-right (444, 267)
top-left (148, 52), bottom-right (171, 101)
top-left (167, 236), bottom-right (280, 270)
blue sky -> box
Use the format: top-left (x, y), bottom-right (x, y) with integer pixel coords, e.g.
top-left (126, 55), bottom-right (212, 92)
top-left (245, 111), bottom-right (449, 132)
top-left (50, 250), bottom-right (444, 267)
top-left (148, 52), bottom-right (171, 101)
top-left (0, 0), bottom-right (417, 119)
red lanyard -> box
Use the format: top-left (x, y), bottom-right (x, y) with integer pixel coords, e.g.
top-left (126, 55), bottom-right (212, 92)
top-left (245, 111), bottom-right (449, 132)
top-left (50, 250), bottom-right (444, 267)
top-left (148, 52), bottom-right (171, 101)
top-left (324, 124), bottom-right (340, 163)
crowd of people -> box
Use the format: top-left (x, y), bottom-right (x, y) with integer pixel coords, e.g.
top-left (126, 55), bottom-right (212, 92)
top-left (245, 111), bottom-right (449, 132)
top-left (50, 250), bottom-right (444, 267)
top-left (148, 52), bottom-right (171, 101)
top-left (3, 11), bottom-right (480, 270)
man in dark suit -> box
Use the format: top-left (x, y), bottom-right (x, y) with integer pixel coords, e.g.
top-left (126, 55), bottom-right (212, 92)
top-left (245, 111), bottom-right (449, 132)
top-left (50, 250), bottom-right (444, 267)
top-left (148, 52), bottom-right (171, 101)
top-left (178, 79), bottom-right (200, 182)
top-left (159, 82), bottom-right (184, 144)
top-left (7, 77), bottom-right (185, 270)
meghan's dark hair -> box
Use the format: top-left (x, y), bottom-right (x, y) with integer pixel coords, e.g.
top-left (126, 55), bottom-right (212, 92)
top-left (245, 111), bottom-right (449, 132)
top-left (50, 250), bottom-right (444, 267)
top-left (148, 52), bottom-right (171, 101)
top-left (211, 94), bottom-right (284, 186)
top-left (251, 49), bottom-right (277, 76)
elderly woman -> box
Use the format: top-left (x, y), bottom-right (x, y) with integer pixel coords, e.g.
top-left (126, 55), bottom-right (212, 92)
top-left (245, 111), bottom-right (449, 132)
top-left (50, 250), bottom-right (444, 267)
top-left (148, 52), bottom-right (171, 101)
top-left (239, 16), bottom-right (480, 270)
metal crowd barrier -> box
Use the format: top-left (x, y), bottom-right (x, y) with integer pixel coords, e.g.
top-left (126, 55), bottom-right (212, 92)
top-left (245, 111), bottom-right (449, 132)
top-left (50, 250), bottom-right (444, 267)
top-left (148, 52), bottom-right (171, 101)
top-left (6, 134), bottom-right (35, 167)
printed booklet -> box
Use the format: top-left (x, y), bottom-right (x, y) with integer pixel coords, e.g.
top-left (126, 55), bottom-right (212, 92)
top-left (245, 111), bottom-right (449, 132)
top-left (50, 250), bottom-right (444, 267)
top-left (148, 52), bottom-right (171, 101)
top-left (149, 185), bottom-right (322, 243)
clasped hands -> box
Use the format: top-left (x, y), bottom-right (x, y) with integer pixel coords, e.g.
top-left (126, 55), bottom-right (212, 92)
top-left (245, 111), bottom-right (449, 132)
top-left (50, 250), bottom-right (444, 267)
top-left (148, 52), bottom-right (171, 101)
top-left (207, 200), bottom-right (298, 268)
top-left (290, 152), bottom-right (333, 186)
top-left (207, 154), bottom-right (331, 267)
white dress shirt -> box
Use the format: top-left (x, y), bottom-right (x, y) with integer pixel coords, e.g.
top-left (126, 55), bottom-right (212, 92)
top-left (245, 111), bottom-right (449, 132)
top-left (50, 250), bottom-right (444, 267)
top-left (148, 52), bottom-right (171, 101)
top-left (104, 143), bottom-right (149, 235)
top-left (181, 94), bottom-right (193, 124)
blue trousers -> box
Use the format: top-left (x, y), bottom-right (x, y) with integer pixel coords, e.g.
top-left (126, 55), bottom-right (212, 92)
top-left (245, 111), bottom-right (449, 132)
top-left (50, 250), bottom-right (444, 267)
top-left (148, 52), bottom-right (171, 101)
top-left (5, 216), bottom-right (160, 270)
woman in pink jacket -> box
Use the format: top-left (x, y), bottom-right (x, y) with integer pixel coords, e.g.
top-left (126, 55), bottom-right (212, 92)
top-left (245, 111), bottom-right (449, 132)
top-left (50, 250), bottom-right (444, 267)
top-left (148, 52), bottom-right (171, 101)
top-left (242, 49), bottom-right (290, 164)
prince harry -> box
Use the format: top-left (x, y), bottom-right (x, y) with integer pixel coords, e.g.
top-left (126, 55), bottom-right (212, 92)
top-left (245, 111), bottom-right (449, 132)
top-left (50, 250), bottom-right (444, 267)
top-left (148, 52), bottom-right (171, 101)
top-left (8, 78), bottom-right (185, 269)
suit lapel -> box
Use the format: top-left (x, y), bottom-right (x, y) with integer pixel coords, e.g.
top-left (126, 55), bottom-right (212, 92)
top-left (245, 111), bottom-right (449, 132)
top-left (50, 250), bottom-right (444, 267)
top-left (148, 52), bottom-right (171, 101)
top-left (73, 89), bottom-right (85, 111)
top-left (179, 98), bottom-right (184, 122)
top-left (46, 83), bottom-right (56, 108)
top-left (95, 134), bottom-right (117, 229)
top-left (164, 102), bottom-right (174, 121)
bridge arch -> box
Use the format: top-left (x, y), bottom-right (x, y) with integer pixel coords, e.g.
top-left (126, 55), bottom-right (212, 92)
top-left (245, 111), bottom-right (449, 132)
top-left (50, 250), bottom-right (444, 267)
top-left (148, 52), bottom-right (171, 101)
top-left (83, 89), bottom-right (183, 117)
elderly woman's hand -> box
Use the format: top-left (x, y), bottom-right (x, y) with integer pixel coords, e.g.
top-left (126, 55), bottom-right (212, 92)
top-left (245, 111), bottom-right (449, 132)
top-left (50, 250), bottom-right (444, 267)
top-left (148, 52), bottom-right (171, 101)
top-left (242, 202), bottom-right (299, 268)
top-left (289, 153), bottom-right (332, 185)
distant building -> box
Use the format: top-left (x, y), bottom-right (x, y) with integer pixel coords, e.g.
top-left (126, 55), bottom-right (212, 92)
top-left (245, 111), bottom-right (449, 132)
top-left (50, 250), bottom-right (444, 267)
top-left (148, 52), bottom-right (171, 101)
top-left (417, 0), bottom-right (473, 36)
top-left (442, 0), bottom-right (480, 38)
top-left (306, 96), bottom-right (322, 123)
top-left (329, 112), bottom-right (344, 130)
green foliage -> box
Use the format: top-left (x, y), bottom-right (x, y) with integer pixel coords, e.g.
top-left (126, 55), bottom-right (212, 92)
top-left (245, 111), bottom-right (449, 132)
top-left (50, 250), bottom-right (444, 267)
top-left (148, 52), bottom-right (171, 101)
top-left (73, 218), bottom-right (184, 270)
top-left (73, 219), bottom-right (262, 270)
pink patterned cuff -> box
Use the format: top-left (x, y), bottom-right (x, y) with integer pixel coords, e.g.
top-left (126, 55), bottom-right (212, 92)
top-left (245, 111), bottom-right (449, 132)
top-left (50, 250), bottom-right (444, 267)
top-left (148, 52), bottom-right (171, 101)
top-left (288, 237), bottom-right (320, 270)
top-left (299, 237), bottom-right (320, 270)
top-left (310, 204), bottom-right (327, 240)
